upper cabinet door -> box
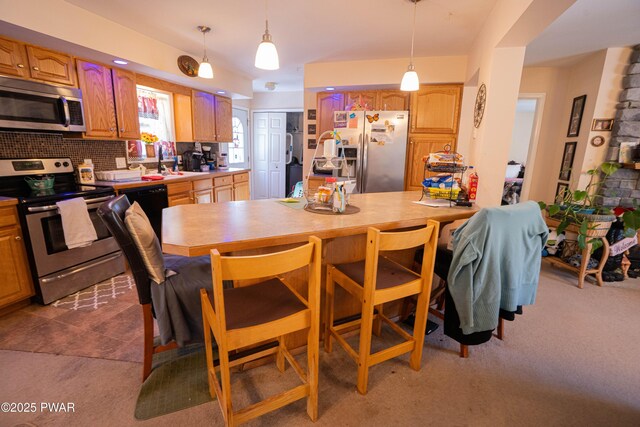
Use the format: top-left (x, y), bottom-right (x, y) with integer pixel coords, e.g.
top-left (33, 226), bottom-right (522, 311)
top-left (111, 68), bottom-right (141, 140)
top-left (76, 60), bottom-right (117, 138)
top-left (215, 96), bottom-right (233, 142)
top-left (410, 84), bottom-right (462, 134)
top-left (378, 91), bottom-right (410, 111)
top-left (317, 92), bottom-right (345, 141)
top-left (192, 90), bottom-right (216, 142)
top-left (0, 37), bottom-right (28, 78)
top-left (346, 91), bottom-right (377, 110)
top-left (26, 46), bottom-right (76, 86)
top-left (173, 93), bottom-right (194, 142)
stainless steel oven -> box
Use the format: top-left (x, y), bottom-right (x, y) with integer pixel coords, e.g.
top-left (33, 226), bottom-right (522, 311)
top-left (0, 76), bottom-right (86, 132)
top-left (23, 194), bottom-right (125, 304)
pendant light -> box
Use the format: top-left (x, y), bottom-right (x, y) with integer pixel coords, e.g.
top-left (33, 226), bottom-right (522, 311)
top-left (197, 26), bottom-right (214, 79)
top-left (255, 0), bottom-right (279, 70)
top-left (401, 0), bottom-right (420, 91)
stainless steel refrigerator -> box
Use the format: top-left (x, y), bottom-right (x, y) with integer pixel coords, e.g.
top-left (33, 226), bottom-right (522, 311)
top-left (333, 110), bottom-right (409, 193)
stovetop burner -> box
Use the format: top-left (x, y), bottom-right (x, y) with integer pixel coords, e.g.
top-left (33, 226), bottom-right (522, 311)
top-left (0, 157), bottom-right (114, 206)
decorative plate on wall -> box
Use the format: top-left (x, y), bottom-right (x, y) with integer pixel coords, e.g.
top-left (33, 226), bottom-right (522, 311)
top-left (590, 135), bottom-right (605, 147)
top-left (177, 55), bottom-right (199, 77)
top-left (474, 83), bottom-right (486, 128)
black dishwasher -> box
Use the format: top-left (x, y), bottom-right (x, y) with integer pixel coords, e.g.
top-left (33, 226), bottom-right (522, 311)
top-left (120, 184), bottom-right (168, 239)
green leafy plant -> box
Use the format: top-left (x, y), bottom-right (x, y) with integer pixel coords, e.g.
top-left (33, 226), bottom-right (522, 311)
top-left (539, 162), bottom-right (640, 252)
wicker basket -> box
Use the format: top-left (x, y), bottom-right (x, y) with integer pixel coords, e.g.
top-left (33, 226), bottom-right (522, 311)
top-left (545, 213), bottom-right (615, 238)
top-left (427, 187), bottom-right (460, 200)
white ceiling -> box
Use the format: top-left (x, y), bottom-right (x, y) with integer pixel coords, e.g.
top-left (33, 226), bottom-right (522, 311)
top-left (524, 0), bottom-right (640, 66)
top-left (64, 0), bottom-right (498, 92)
top-left (62, 0), bottom-right (640, 92)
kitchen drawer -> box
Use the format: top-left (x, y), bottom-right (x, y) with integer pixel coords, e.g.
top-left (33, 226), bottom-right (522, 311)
top-left (0, 207), bottom-right (18, 228)
top-left (233, 172), bottom-right (249, 183)
top-left (168, 193), bottom-right (192, 207)
top-left (166, 181), bottom-right (192, 196)
top-left (214, 175), bottom-right (233, 187)
top-left (192, 177), bottom-right (213, 191)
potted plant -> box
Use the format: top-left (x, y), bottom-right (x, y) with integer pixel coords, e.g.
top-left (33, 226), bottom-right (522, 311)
top-left (539, 162), bottom-right (640, 252)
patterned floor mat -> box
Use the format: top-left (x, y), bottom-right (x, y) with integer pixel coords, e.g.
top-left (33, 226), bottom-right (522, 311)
top-left (51, 274), bottom-right (135, 310)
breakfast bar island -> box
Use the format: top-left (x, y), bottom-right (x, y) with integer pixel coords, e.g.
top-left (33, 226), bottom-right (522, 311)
top-left (162, 191), bottom-right (475, 347)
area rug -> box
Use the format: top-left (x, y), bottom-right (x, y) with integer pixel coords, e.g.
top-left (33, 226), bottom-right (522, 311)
top-left (51, 274), bottom-right (134, 310)
top-left (135, 344), bottom-right (215, 420)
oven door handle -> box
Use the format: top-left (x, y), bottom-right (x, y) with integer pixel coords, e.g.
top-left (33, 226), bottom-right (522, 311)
top-left (40, 252), bottom-right (122, 284)
top-left (26, 195), bottom-right (114, 213)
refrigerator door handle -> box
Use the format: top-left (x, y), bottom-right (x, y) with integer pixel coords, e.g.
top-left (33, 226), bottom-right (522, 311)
top-left (362, 133), bottom-right (369, 193)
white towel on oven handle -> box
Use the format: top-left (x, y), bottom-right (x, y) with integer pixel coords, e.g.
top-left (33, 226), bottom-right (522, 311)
top-left (56, 197), bottom-right (98, 249)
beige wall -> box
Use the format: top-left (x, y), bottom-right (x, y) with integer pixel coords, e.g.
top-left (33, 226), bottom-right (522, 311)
top-left (521, 48), bottom-right (631, 204)
top-left (251, 91), bottom-right (304, 111)
top-left (510, 107), bottom-right (536, 165)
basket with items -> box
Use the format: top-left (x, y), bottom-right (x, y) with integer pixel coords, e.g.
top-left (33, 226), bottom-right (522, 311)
top-left (304, 177), bottom-right (358, 215)
top-left (419, 145), bottom-right (475, 206)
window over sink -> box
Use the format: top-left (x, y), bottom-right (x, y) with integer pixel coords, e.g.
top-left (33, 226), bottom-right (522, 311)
top-left (127, 85), bottom-right (177, 163)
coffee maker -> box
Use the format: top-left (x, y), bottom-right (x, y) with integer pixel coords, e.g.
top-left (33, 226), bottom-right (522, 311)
top-left (182, 150), bottom-right (204, 171)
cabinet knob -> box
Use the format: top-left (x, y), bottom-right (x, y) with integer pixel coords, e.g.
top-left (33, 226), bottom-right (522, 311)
top-left (15, 236), bottom-right (21, 241)
top-left (17, 64), bottom-right (24, 68)
top-left (120, 128), bottom-right (124, 132)
top-left (110, 127), bottom-right (115, 132)
top-left (32, 66), bottom-right (39, 71)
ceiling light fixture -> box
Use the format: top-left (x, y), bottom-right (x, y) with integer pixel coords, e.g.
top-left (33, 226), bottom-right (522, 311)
top-left (113, 59), bottom-right (128, 65)
top-left (197, 25), bottom-right (214, 79)
top-left (255, 0), bottom-right (279, 70)
top-left (325, 87), bottom-right (335, 91)
top-left (401, 0), bottom-right (421, 92)
top-left (217, 90), bottom-right (226, 94)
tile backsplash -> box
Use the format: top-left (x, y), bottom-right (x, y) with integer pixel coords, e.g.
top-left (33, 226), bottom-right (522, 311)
top-left (0, 131), bottom-right (127, 171)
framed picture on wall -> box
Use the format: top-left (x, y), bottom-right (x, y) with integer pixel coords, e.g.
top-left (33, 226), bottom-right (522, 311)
top-left (567, 95), bottom-right (586, 137)
top-left (308, 138), bottom-right (317, 149)
top-left (308, 124), bottom-right (316, 135)
top-left (592, 118), bottom-right (614, 131)
top-left (559, 141), bottom-right (577, 181)
top-left (307, 109), bottom-right (316, 121)
top-left (555, 182), bottom-right (569, 203)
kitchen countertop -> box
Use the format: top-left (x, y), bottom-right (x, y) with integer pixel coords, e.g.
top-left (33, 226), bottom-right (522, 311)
top-left (0, 196), bottom-right (18, 207)
top-left (162, 191), bottom-right (476, 257)
top-left (94, 168), bottom-right (250, 190)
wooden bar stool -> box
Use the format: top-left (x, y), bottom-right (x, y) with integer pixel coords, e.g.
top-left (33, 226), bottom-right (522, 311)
top-left (324, 221), bottom-right (439, 394)
top-left (200, 237), bottom-right (322, 426)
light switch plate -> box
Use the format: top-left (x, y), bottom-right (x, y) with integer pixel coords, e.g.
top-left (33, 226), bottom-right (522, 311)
top-left (115, 157), bottom-right (127, 168)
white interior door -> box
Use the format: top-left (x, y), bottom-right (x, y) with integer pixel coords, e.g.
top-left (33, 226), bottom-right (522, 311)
top-left (252, 112), bottom-right (286, 199)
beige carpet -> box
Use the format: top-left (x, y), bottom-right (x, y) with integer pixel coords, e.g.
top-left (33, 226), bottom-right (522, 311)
top-left (1, 264), bottom-right (640, 426)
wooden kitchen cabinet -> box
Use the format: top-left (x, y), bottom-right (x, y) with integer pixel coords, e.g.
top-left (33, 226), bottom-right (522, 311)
top-left (0, 206), bottom-right (35, 309)
top-left (111, 68), bottom-right (141, 140)
top-left (174, 93), bottom-right (194, 142)
top-left (232, 172), bottom-right (250, 201)
top-left (215, 96), bottom-right (233, 142)
top-left (26, 45), bottom-right (76, 86)
top-left (192, 90), bottom-right (217, 142)
top-left (378, 91), bottom-right (410, 111)
top-left (167, 181), bottom-right (193, 207)
top-left (317, 92), bottom-right (345, 141)
top-left (214, 185), bottom-right (233, 203)
top-left (76, 60), bottom-right (117, 138)
top-left (345, 91), bottom-right (377, 110)
top-left (410, 84), bottom-right (462, 134)
top-left (405, 134), bottom-right (457, 190)
top-left (192, 177), bottom-right (214, 204)
top-left (0, 36), bottom-right (28, 78)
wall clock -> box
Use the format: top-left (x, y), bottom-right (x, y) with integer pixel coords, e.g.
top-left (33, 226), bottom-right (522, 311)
top-left (177, 55), bottom-right (199, 77)
top-left (474, 83), bottom-right (487, 128)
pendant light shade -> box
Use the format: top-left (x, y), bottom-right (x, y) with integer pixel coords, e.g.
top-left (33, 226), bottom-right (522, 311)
top-left (255, 0), bottom-right (279, 70)
top-left (197, 26), bottom-right (214, 79)
top-left (401, 0), bottom-right (420, 92)
top-left (400, 64), bottom-right (419, 91)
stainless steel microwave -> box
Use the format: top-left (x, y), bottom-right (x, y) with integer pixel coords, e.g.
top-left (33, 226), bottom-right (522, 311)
top-left (0, 76), bottom-right (86, 132)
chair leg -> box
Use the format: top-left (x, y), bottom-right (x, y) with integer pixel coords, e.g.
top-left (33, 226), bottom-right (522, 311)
top-left (373, 304), bottom-right (383, 337)
top-left (142, 304), bottom-right (154, 381)
top-left (357, 297), bottom-right (375, 395)
top-left (202, 305), bottom-right (216, 399)
top-left (276, 336), bottom-right (286, 373)
top-left (497, 317), bottom-right (504, 340)
top-left (307, 305), bottom-right (320, 421)
top-left (409, 283), bottom-right (430, 371)
top-left (460, 344), bottom-right (469, 358)
top-left (324, 268), bottom-right (335, 353)
top-left (219, 348), bottom-right (234, 426)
